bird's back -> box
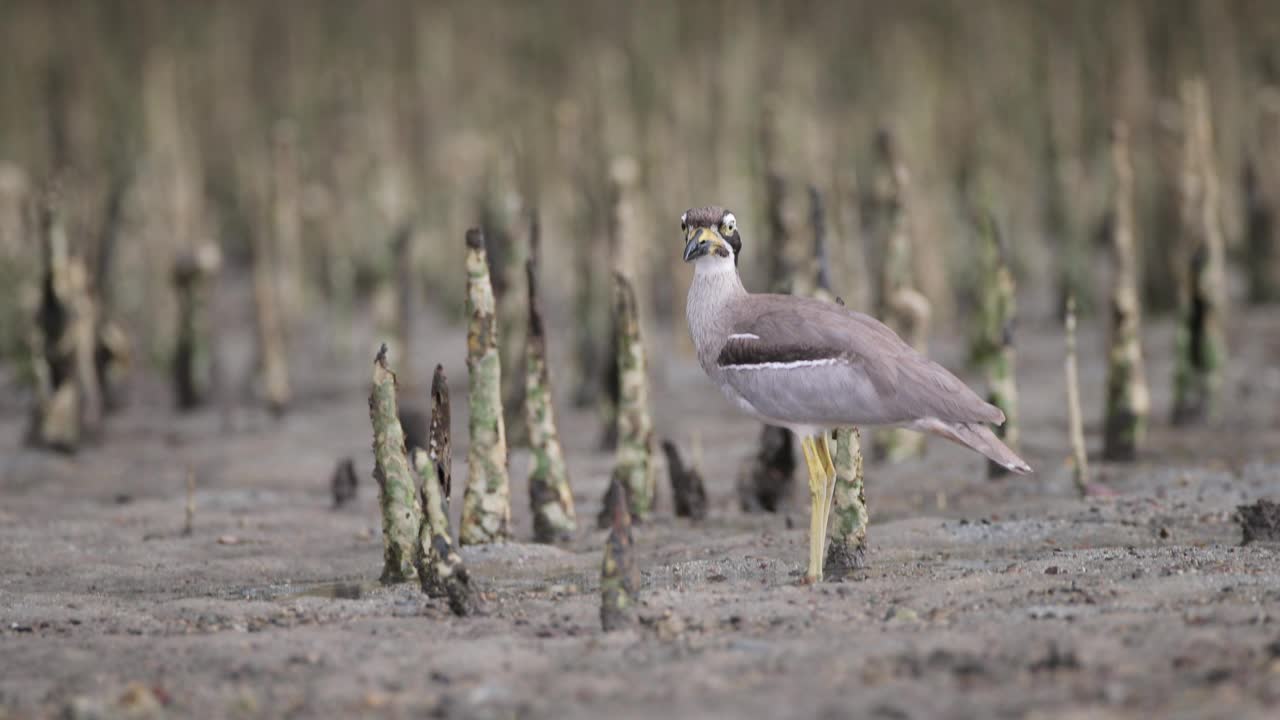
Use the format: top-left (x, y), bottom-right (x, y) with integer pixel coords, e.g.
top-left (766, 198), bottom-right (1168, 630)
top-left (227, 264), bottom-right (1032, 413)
top-left (714, 293), bottom-right (1003, 428)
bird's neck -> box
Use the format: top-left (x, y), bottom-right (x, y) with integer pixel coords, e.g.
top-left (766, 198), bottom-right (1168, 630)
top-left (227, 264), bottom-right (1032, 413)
top-left (687, 259), bottom-right (746, 365)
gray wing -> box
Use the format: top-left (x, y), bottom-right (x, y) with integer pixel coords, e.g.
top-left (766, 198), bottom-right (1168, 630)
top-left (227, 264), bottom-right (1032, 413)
top-left (717, 295), bottom-right (1003, 427)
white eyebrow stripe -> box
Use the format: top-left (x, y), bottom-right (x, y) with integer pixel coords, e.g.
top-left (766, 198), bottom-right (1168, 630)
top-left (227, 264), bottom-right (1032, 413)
top-left (728, 333), bottom-right (760, 341)
top-left (721, 358), bottom-right (841, 371)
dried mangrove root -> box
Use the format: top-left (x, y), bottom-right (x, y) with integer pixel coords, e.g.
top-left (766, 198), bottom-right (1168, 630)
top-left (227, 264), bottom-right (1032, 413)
top-left (1064, 297), bottom-right (1090, 496)
top-left (95, 319), bottom-right (131, 412)
top-left (427, 364), bottom-right (452, 502)
top-left (171, 244), bottom-right (221, 410)
top-left (29, 194), bottom-right (102, 451)
top-left (270, 122), bottom-right (305, 326)
top-left (250, 225), bottom-right (290, 416)
top-left (1236, 499), bottom-right (1280, 546)
top-left (736, 424), bottom-right (796, 513)
top-left (1172, 79), bottom-right (1227, 425)
top-left (415, 447), bottom-right (474, 616)
top-left (525, 234), bottom-right (576, 543)
top-left (600, 477), bottom-right (640, 632)
top-left (824, 427), bottom-right (867, 579)
top-left (608, 272), bottom-right (656, 521)
top-left (662, 439), bottom-right (708, 521)
top-left (1102, 122), bottom-right (1150, 461)
top-left (459, 228), bottom-right (512, 545)
top-left (1245, 89), bottom-right (1280, 304)
top-left (368, 344), bottom-right (424, 583)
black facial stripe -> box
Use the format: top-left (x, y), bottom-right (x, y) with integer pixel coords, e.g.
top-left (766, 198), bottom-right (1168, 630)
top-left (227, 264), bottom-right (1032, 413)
top-left (724, 229), bottom-right (742, 264)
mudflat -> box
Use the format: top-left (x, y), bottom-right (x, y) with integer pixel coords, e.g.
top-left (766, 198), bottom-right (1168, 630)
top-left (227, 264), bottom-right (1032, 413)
top-left (2, 310), bottom-right (1279, 719)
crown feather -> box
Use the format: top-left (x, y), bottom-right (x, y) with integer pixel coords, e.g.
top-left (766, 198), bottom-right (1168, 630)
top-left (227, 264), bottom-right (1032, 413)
top-left (682, 206), bottom-right (727, 227)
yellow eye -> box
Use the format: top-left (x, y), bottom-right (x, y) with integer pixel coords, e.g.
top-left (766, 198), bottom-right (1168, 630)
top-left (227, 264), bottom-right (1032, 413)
top-left (721, 212), bottom-right (737, 234)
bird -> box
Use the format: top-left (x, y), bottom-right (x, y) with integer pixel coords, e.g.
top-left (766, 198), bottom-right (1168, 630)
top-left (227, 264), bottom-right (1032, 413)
top-left (680, 205), bottom-right (1031, 583)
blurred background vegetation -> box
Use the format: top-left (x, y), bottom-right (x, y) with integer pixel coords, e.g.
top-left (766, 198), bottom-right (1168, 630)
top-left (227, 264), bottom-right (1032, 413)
top-left (2, 0), bottom-right (1278, 413)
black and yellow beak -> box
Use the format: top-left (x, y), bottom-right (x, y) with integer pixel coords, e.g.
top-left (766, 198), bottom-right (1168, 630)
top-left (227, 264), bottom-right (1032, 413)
top-left (683, 226), bottom-right (725, 262)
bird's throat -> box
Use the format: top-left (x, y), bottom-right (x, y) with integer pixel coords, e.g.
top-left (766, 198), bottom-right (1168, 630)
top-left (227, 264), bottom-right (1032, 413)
top-left (686, 259), bottom-right (746, 367)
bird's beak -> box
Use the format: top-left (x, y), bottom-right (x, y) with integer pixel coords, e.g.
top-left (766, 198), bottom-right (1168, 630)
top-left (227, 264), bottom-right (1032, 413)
top-left (683, 226), bottom-right (720, 262)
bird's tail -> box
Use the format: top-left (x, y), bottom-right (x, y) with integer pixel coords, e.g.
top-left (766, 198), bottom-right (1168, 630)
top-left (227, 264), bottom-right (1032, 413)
top-left (908, 418), bottom-right (1032, 474)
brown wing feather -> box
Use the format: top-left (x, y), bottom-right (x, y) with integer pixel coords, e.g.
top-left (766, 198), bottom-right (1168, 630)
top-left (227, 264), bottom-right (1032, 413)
top-left (728, 295), bottom-right (1003, 425)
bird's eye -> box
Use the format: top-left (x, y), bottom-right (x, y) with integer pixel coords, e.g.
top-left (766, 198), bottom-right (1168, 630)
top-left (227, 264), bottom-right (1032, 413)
top-left (721, 213), bottom-right (737, 233)
top-left (680, 212), bottom-right (688, 232)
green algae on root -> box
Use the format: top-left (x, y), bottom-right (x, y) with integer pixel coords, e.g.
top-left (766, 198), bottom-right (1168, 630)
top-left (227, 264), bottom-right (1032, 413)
top-left (609, 272), bottom-right (656, 521)
top-left (824, 427), bottom-right (867, 579)
top-left (460, 228), bottom-right (513, 545)
top-left (525, 238), bottom-right (576, 543)
top-left (600, 477), bottom-right (640, 632)
top-left (368, 344), bottom-right (424, 583)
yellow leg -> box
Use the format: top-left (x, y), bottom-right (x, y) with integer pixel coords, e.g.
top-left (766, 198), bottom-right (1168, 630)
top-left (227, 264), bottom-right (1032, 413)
top-left (800, 437), bottom-right (824, 583)
top-left (818, 432), bottom-right (836, 480)
top-left (815, 432), bottom-right (838, 577)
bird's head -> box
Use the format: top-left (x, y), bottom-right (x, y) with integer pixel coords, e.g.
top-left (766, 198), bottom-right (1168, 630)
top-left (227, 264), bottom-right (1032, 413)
top-left (681, 206), bottom-right (742, 267)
